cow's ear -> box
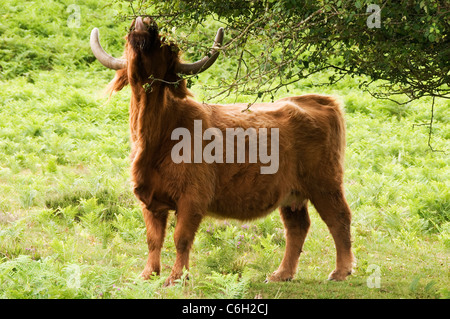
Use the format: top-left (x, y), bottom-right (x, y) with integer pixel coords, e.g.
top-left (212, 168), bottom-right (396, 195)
top-left (164, 44), bottom-right (192, 99)
top-left (105, 68), bottom-right (129, 96)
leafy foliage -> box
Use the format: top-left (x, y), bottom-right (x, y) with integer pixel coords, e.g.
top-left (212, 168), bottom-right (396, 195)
top-left (118, 0), bottom-right (449, 102)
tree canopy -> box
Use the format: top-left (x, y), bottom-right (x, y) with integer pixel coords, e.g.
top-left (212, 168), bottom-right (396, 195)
top-left (116, 0), bottom-right (449, 104)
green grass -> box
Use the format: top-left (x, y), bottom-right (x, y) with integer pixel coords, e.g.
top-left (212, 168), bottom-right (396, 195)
top-left (0, 0), bottom-right (449, 299)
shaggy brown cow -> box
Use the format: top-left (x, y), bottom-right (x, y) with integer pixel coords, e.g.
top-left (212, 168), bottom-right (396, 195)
top-left (90, 17), bottom-right (354, 286)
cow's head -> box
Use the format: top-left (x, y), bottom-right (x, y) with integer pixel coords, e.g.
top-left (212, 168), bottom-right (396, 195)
top-left (90, 17), bottom-right (224, 96)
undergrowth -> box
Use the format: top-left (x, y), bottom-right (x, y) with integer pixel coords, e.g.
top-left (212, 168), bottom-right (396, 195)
top-left (0, 0), bottom-right (448, 299)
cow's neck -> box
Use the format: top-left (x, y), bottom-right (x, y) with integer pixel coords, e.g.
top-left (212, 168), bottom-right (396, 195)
top-left (130, 81), bottom-right (172, 159)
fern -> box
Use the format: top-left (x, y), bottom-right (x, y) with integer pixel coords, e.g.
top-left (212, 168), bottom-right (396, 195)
top-left (199, 271), bottom-right (249, 299)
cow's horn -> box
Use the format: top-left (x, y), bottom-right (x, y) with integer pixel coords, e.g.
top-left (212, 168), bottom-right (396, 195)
top-left (175, 27), bottom-right (224, 75)
top-left (90, 28), bottom-right (127, 70)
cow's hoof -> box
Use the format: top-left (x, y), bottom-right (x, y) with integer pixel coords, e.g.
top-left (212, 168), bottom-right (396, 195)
top-left (140, 269), bottom-right (159, 280)
top-left (163, 276), bottom-right (176, 287)
top-left (327, 269), bottom-right (352, 281)
top-left (266, 271), bottom-right (293, 283)
top-left (163, 273), bottom-right (189, 287)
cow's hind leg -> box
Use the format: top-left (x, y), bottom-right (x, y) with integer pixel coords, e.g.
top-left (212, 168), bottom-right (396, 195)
top-left (310, 188), bottom-right (354, 281)
top-left (269, 201), bottom-right (311, 282)
top-left (140, 206), bottom-right (168, 279)
top-left (164, 202), bottom-right (203, 287)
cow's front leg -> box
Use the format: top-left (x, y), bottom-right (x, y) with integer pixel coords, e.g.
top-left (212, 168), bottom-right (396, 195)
top-left (164, 202), bottom-right (203, 287)
top-left (140, 206), bottom-right (168, 279)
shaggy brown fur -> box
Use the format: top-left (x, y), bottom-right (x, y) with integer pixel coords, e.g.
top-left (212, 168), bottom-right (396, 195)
top-left (105, 19), bottom-right (354, 286)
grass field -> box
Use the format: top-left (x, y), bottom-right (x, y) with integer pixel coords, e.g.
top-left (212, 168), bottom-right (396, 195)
top-left (0, 0), bottom-right (449, 299)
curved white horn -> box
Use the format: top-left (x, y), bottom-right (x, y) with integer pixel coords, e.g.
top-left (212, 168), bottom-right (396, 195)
top-left (175, 27), bottom-right (224, 75)
top-left (90, 28), bottom-right (127, 70)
